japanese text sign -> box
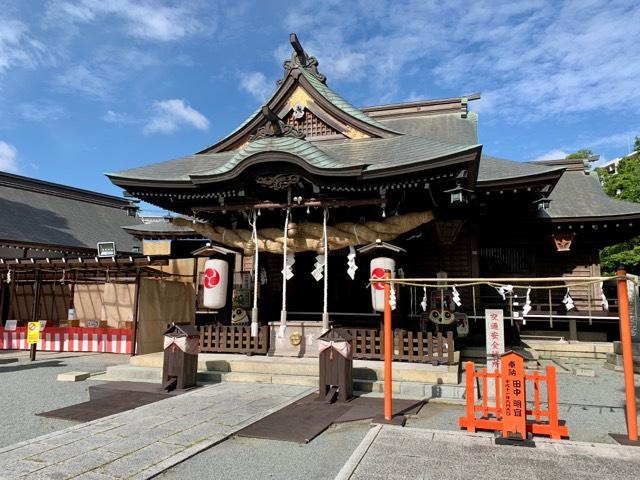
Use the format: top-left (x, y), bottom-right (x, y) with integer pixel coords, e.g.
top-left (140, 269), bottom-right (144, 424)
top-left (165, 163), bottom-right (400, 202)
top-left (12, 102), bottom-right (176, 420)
top-left (500, 352), bottom-right (527, 440)
top-left (484, 309), bottom-right (505, 372)
top-left (27, 321), bottom-right (41, 345)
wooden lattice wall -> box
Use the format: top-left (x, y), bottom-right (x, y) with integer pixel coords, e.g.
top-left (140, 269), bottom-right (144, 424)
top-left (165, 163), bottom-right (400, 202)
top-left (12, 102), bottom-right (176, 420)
top-left (284, 110), bottom-right (339, 138)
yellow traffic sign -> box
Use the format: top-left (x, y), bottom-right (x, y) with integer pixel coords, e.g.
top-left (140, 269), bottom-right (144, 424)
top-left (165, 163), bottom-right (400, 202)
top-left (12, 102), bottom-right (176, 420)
top-left (27, 321), bottom-right (41, 345)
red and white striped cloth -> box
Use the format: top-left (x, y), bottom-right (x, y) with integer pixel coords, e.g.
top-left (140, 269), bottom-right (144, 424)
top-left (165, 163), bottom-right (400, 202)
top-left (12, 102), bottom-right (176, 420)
top-left (0, 327), bottom-right (132, 354)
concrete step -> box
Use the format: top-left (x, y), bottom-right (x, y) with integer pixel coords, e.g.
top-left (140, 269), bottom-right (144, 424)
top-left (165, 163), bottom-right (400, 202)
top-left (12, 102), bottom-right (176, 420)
top-left (604, 352), bottom-right (640, 373)
top-left (129, 352), bottom-right (460, 384)
top-left (100, 364), bottom-right (162, 383)
top-left (99, 364), bottom-right (467, 400)
top-left (613, 341), bottom-right (640, 356)
top-left (100, 365), bottom-right (227, 384)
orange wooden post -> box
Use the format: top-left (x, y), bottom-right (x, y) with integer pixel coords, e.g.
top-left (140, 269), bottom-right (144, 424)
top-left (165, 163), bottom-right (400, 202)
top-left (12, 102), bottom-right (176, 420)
top-left (383, 271), bottom-right (393, 421)
top-left (481, 369), bottom-right (489, 417)
top-left (545, 366), bottom-right (562, 440)
top-left (464, 361), bottom-right (476, 432)
top-left (532, 370), bottom-right (541, 422)
top-left (500, 352), bottom-right (527, 441)
top-left (616, 268), bottom-right (638, 441)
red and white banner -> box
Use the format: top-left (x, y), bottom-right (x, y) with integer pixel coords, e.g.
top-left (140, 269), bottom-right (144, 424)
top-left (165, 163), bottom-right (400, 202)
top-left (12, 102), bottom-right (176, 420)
top-left (0, 327), bottom-right (132, 354)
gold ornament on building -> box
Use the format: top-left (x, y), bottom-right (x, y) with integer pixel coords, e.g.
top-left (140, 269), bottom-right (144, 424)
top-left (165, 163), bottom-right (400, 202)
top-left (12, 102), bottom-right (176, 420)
top-left (289, 331), bottom-right (302, 346)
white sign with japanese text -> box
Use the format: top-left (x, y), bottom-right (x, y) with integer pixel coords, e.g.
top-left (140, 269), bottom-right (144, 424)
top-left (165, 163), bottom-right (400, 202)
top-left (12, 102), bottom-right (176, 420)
top-left (485, 309), bottom-right (505, 398)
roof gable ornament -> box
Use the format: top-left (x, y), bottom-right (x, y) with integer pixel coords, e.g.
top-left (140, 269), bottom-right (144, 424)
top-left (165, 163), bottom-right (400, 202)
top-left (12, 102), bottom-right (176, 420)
top-left (279, 33), bottom-right (326, 85)
top-left (249, 106), bottom-right (305, 141)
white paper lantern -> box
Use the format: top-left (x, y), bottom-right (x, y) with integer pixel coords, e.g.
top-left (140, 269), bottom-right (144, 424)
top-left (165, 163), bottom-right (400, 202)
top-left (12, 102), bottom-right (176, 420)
top-left (202, 259), bottom-right (228, 309)
top-left (370, 257), bottom-right (395, 312)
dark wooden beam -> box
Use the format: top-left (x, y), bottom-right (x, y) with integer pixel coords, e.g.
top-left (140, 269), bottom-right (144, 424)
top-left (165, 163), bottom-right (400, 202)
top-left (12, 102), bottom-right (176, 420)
top-left (192, 197), bottom-right (386, 214)
top-left (0, 256), bottom-right (169, 270)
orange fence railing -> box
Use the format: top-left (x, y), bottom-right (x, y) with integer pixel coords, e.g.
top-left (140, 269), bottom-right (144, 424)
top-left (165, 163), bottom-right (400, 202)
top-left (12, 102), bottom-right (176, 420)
top-left (458, 351), bottom-right (569, 441)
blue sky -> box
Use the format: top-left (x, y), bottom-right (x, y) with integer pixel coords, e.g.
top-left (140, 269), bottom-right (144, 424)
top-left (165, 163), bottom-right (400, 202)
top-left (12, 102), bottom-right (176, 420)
top-left (1, 0), bottom-right (639, 213)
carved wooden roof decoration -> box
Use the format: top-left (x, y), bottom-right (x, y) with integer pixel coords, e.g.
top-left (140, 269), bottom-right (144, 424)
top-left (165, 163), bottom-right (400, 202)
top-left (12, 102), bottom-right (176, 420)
top-left (196, 34), bottom-right (399, 154)
top-left (279, 33), bottom-right (326, 85)
top-left (248, 106), bottom-right (305, 142)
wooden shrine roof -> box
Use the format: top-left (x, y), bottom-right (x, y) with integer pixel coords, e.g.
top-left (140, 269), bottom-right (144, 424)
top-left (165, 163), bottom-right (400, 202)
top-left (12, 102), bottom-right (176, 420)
top-left (107, 134), bottom-right (480, 187)
top-left (544, 169), bottom-right (640, 220)
top-left (0, 171), bottom-right (140, 253)
top-left (104, 34), bottom-right (640, 226)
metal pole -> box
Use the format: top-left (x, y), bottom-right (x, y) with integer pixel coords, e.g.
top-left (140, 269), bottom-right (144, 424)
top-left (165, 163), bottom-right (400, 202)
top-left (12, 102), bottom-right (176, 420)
top-left (383, 271), bottom-right (392, 421)
top-left (616, 268), bottom-right (638, 441)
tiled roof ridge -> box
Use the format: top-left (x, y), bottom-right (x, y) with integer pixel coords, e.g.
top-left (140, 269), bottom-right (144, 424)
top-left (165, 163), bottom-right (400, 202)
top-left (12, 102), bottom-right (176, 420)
top-left (297, 68), bottom-right (396, 133)
top-left (0, 171), bottom-right (133, 208)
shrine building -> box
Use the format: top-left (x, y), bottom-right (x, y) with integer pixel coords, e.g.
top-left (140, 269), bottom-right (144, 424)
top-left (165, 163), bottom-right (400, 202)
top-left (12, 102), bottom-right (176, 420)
top-left (106, 34), bottom-right (640, 358)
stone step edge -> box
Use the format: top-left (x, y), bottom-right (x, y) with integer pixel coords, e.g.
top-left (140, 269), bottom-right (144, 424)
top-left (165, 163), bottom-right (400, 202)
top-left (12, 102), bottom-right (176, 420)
top-left (94, 372), bottom-right (467, 400)
top-left (130, 355), bottom-right (459, 374)
top-left (104, 364), bottom-right (462, 385)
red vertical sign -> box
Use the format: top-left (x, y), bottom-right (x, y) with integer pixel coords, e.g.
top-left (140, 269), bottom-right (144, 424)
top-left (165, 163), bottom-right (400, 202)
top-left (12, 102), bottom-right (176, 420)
top-left (501, 352), bottom-right (527, 440)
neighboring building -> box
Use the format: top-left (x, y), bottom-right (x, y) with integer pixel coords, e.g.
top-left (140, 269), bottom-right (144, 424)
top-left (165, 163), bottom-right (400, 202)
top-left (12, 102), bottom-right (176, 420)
top-left (0, 171), bottom-right (140, 257)
top-left (598, 157), bottom-right (623, 175)
top-left (107, 35), bottom-right (640, 348)
top-left (0, 172), bottom-right (154, 355)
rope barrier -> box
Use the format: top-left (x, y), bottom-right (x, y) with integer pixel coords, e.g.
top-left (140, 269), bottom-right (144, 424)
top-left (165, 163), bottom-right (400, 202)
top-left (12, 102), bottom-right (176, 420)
top-left (279, 207), bottom-right (290, 337)
top-left (369, 275), bottom-right (640, 290)
top-left (249, 209), bottom-right (259, 337)
top-left (322, 207), bottom-right (329, 332)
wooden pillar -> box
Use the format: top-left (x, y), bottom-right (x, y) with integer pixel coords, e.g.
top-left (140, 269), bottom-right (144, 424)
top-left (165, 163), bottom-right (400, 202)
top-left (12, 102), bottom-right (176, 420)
top-left (616, 268), bottom-right (638, 441)
top-left (568, 319), bottom-right (578, 341)
top-left (130, 268), bottom-right (142, 357)
top-left (383, 271), bottom-right (392, 421)
top-left (0, 278), bottom-right (4, 324)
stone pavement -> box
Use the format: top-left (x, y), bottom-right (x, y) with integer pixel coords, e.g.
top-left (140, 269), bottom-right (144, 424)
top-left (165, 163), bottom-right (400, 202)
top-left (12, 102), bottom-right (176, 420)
top-left (0, 383), bottom-right (312, 480)
top-left (336, 425), bottom-right (640, 480)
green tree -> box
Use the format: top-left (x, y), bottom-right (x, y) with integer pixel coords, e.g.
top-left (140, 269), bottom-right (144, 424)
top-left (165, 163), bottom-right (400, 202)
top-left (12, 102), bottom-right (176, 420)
top-left (597, 147), bottom-right (640, 274)
top-left (598, 152), bottom-right (640, 203)
top-left (566, 148), bottom-right (594, 159)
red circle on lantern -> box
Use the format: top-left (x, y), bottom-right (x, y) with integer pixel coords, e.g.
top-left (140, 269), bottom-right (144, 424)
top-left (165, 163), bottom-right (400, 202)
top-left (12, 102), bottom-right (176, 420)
top-left (204, 267), bottom-right (220, 289)
top-left (371, 267), bottom-right (386, 290)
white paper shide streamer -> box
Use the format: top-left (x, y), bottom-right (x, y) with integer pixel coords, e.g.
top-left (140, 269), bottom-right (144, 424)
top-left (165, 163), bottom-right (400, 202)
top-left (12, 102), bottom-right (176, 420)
top-left (600, 282), bottom-right (609, 310)
top-left (346, 246), bottom-right (358, 280)
top-left (521, 288), bottom-right (532, 324)
top-left (562, 289), bottom-right (575, 311)
top-left (420, 286), bottom-right (427, 312)
top-left (312, 255), bottom-right (325, 281)
top-left (495, 284), bottom-right (514, 300)
top-left (282, 254), bottom-right (295, 280)
top-left (451, 286), bottom-right (462, 307)
top-left (389, 283), bottom-right (397, 311)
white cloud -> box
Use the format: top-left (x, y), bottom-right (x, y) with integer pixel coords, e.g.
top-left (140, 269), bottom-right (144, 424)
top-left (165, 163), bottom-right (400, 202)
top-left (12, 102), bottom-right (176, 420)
top-left (143, 99), bottom-right (209, 135)
top-left (532, 149), bottom-right (569, 161)
top-left (52, 47), bottom-right (162, 100)
top-left (103, 110), bottom-right (138, 124)
top-left (0, 141), bottom-right (19, 173)
top-left (586, 130), bottom-right (639, 150)
top-left (17, 102), bottom-right (65, 122)
top-left (239, 72), bottom-right (273, 102)
top-left (54, 65), bottom-right (111, 99)
top-left (0, 17), bottom-right (48, 76)
top-left (48, 0), bottom-right (206, 41)
top-left (281, 1), bottom-right (640, 118)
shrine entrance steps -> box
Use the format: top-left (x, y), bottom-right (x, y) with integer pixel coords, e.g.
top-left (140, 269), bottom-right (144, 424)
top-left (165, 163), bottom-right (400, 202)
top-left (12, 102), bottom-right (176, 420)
top-left (97, 352), bottom-right (468, 402)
